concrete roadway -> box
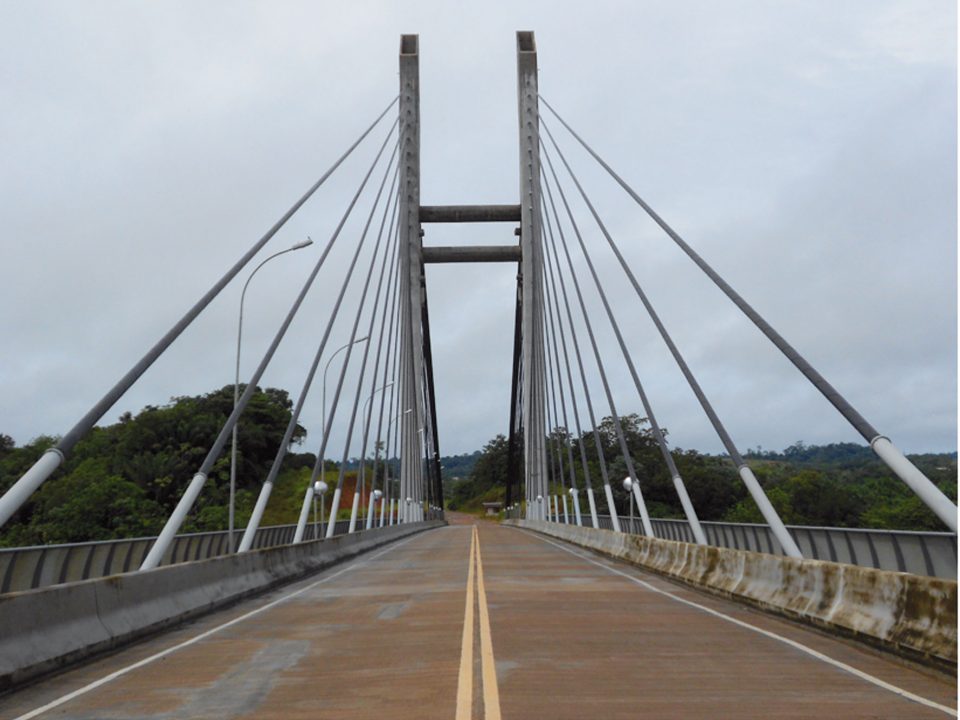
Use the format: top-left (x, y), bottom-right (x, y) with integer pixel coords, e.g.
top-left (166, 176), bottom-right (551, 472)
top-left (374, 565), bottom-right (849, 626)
top-left (0, 516), bottom-right (955, 719)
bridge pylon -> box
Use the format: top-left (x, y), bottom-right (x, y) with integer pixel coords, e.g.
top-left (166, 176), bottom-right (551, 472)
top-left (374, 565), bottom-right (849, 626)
top-left (395, 32), bottom-right (550, 521)
top-left (516, 31), bottom-right (549, 520)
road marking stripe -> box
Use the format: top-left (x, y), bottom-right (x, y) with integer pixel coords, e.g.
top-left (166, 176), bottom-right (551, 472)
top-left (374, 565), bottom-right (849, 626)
top-left (474, 525), bottom-right (502, 720)
top-left (13, 532), bottom-right (428, 720)
top-left (455, 526), bottom-right (477, 720)
top-left (522, 529), bottom-right (957, 717)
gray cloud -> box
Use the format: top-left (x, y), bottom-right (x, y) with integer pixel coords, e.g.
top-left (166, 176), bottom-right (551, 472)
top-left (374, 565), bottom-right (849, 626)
top-left (0, 1), bottom-right (955, 462)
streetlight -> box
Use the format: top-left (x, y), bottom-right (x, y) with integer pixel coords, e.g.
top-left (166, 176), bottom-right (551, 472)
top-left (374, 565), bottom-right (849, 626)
top-left (230, 237), bottom-right (313, 552)
top-left (569, 486), bottom-right (580, 526)
top-left (622, 477), bottom-right (634, 534)
top-left (359, 382), bottom-right (394, 526)
top-left (416, 427), bottom-right (426, 521)
top-left (385, 408), bottom-right (412, 523)
top-left (315, 335), bottom-right (369, 510)
top-left (321, 336), bottom-right (370, 434)
top-left (313, 480), bottom-right (328, 539)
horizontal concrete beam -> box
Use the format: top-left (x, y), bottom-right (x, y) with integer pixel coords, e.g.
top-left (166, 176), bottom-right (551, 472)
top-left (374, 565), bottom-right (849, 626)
top-left (0, 520), bottom-right (445, 691)
top-left (506, 520), bottom-right (957, 670)
top-left (422, 245), bottom-right (522, 264)
top-left (419, 204), bottom-right (521, 223)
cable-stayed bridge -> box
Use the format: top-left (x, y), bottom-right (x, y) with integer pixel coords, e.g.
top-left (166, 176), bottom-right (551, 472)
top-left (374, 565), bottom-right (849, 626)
top-left (0, 32), bottom-right (956, 719)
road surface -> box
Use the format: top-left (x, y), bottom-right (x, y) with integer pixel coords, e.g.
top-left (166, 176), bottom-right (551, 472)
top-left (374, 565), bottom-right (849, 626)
top-left (1, 516), bottom-right (955, 719)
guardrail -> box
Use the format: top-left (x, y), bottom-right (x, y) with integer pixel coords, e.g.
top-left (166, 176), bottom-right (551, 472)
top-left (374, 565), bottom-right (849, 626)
top-left (0, 520), bottom-right (447, 690)
top-left (0, 510), bottom-right (443, 594)
top-left (607, 516), bottom-right (956, 579)
top-left (505, 510), bottom-right (956, 579)
top-left (511, 519), bottom-right (957, 670)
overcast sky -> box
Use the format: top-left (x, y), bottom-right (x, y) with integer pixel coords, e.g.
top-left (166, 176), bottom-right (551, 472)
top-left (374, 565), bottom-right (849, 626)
top-left (1, 1), bottom-right (956, 462)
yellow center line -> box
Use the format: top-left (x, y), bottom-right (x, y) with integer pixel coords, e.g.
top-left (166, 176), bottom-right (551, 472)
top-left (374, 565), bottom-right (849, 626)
top-left (455, 526), bottom-right (476, 720)
top-left (474, 525), bottom-right (502, 720)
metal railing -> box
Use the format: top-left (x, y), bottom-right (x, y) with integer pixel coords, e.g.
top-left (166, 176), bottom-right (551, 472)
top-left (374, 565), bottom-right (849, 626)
top-left (0, 510), bottom-right (437, 594)
top-left (606, 515), bottom-right (956, 579)
top-left (509, 509), bottom-right (956, 579)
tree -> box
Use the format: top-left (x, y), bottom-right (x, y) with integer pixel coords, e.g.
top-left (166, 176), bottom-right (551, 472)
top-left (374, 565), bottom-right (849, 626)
top-left (5, 458), bottom-right (164, 546)
top-left (0, 387), bottom-right (306, 545)
top-left (448, 435), bottom-right (509, 511)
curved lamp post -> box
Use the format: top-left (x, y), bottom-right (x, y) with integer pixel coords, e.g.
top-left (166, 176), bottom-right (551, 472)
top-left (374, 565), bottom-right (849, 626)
top-left (622, 477), bottom-right (634, 534)
top-left (316, 336), bottom-right (369, 511)
top-left (321, 336), bottom-right (370, 433)
top-left (313, 480), bottom-right (328, 539)
top-left (230, 237), bottom-right (313, 552)
top-left (384, 408), bottom-right (412, 525)
top-left (359, 381), bottom-right (394, 528)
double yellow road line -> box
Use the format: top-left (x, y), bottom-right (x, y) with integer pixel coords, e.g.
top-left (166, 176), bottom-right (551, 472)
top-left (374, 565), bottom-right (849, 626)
top-left (456, 525), bottom-right (501, 720)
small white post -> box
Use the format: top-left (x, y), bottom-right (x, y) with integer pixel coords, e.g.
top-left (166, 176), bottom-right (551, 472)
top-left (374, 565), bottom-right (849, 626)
top-left (293, 484), bottom-right (313, 543)
top-left (603, 483), bottom-right (621, 532)
top-left (239, 480), bottom-right (274, 552)
top-left (324, 487), bottom-right (343, 539)
top-left (348, 491), bottom-right (361, 533)
top-left (366, 489), bottom-right (381, 530)
top-left (586, 487), bottom-right (600, 528)
top-left (738, 465), bottom-right (802, 558)
top-left (570, 488), bottom-right (583, 526)
top-left (672, 475), bottom-right (707, 545)
top-left (0, 450), bottom-right (63, 530)
top-left (141, 472), bottom-right (208, 570)
top-left (630, 481), bottom-right (654, 537)
top-left (365, 494), bottom-right (375, 530)
top-left (872, 437), bottom-right (957, 532)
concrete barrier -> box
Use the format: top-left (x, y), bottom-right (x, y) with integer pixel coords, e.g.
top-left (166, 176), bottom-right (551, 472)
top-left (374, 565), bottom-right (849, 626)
top-left (507, 520), bottom-right (957, 669)
top-left (0, 520), bottom-right (444, 691)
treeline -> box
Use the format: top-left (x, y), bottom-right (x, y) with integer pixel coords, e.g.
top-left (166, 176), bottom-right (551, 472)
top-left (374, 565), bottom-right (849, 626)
top-left (0, 386), bottom-right (361, 547)
top-left (2, 398), bottom-right (956, 546)
top-left (446, 416), bottom-right (958, 531)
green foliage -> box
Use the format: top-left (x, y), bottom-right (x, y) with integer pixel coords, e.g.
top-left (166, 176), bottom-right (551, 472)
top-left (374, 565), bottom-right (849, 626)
top-left (1, 395), bottom-right (957, 545)
top-left (1, 458), bottom-right (164, 546)
top-left (0, 386), bottom-right (306, 545)
top-left (448, 435), bottom-right (508, 511)
top-left (440, 450), bottom-right (483, 500)
top-left (454, 415), bottom-right (957, 533)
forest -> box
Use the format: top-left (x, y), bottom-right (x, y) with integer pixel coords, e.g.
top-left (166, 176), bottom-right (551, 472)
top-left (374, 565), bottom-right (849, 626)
top-left (0, 386), bottom-right (332, 546)
top-left (1, 388), bottom-right (956, 546)
top-left (446, 415), bottom-right (957, 532)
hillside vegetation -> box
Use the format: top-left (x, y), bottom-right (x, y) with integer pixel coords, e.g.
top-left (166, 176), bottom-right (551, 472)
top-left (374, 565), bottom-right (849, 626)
top-left (1, 392), bottom-right (956, 546)
top-left (446, 416), bottom-right (957, 531)
top-left (0, 387), bottom-right (378, 547)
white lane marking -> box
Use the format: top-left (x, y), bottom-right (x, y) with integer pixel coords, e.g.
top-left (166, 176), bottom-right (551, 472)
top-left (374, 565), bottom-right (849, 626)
top-left (13, 532), bottom-right (430, 720)
top-left (518, 528), bottom-right (957, 717)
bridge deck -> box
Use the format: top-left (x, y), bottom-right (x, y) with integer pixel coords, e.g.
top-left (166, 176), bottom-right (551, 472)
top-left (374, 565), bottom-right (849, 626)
top-left (1, 517), bottom-right (955, 719)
